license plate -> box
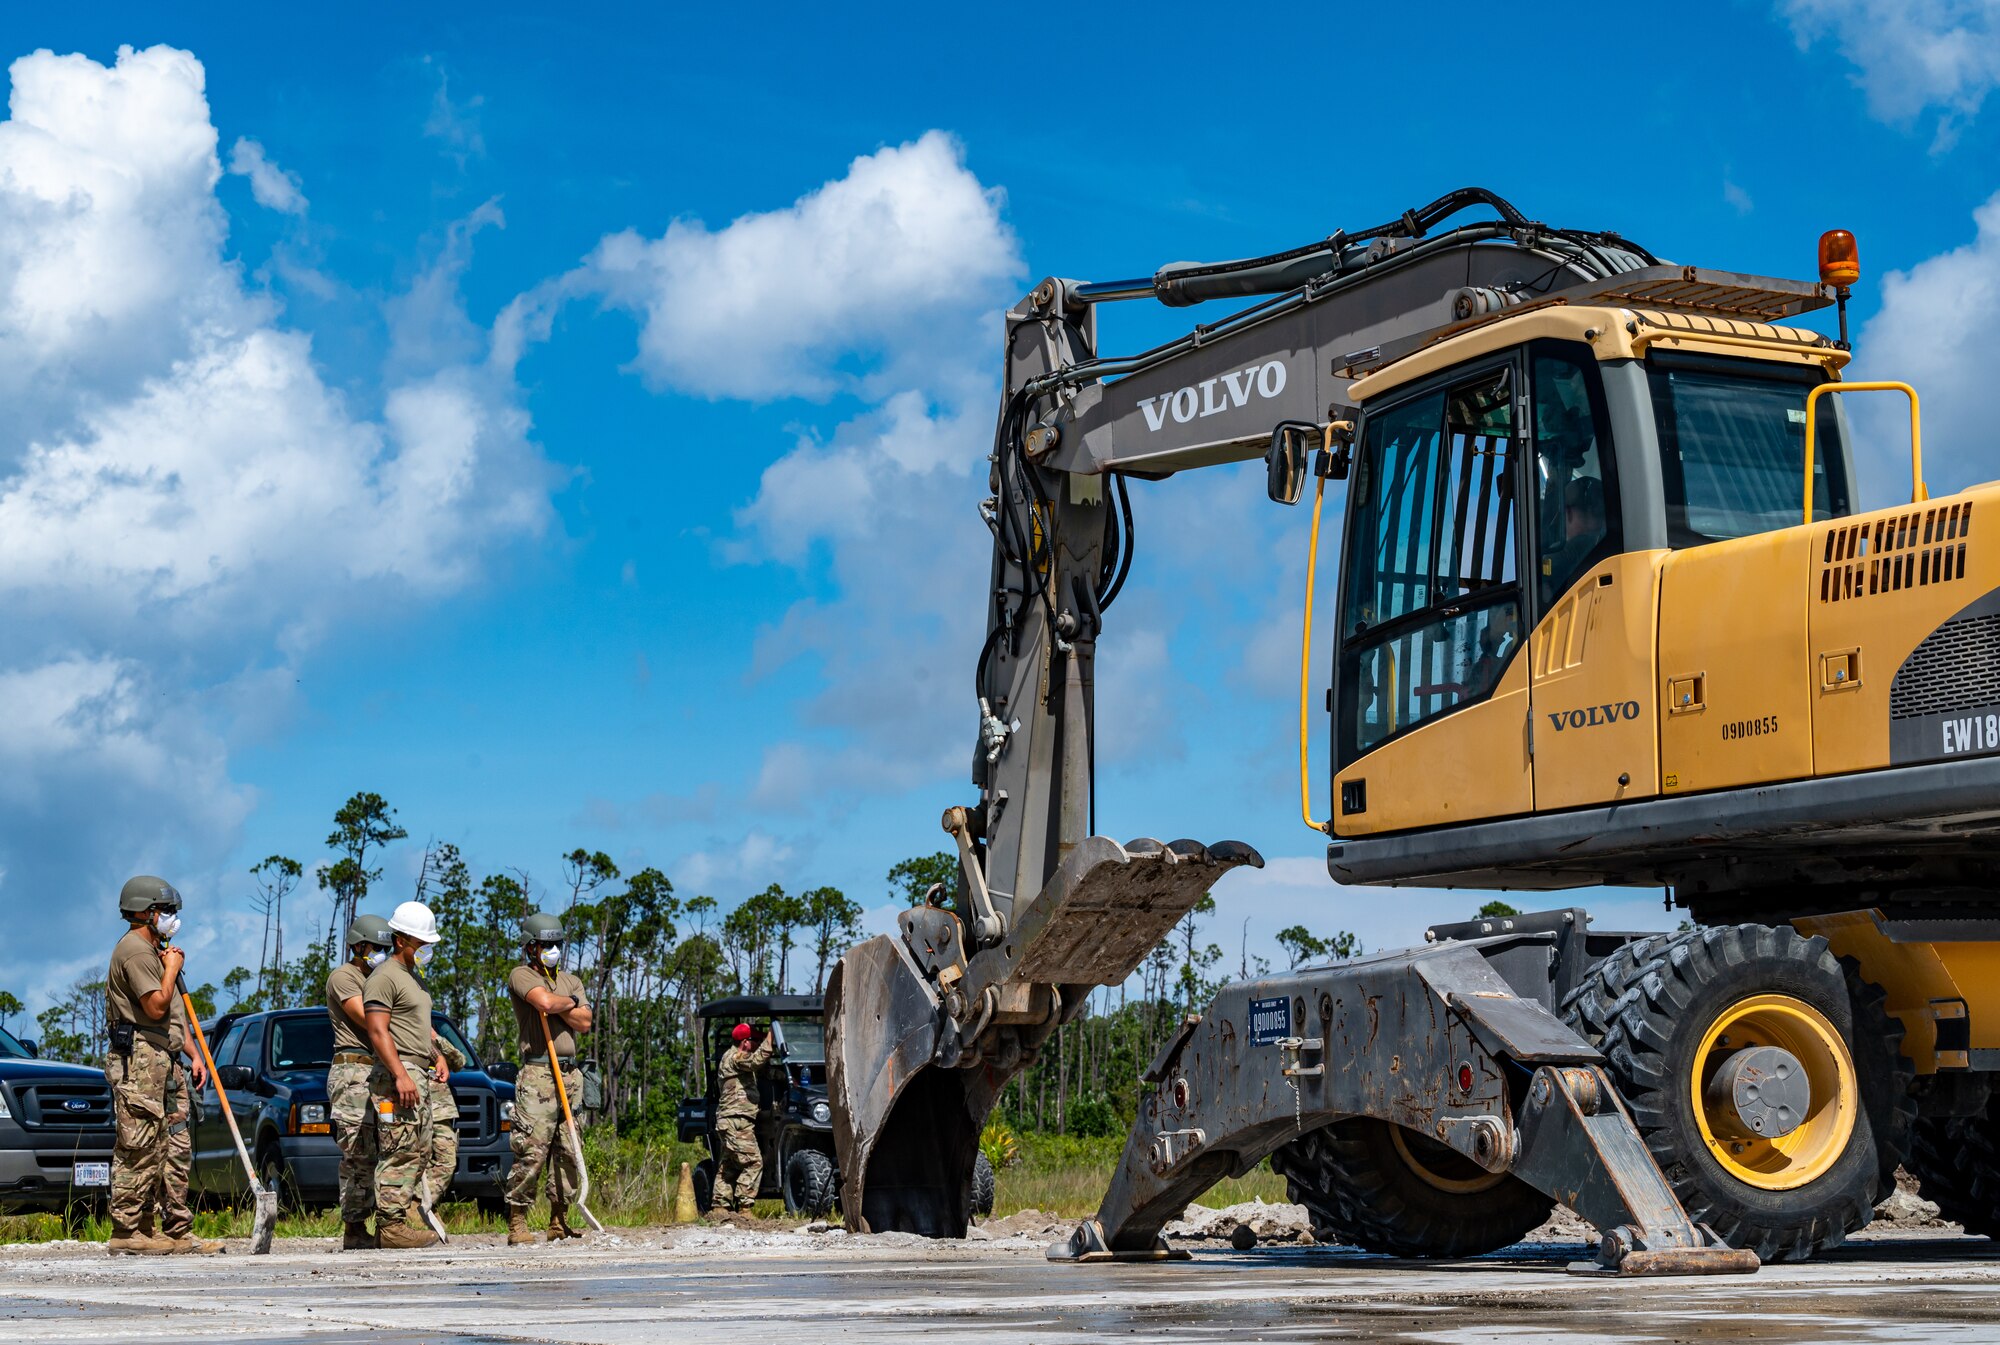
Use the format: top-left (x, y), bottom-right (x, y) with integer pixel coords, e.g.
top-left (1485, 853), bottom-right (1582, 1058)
top-left (73, 1162), bottom-right (110, 1188)
top-left (1248, 996), bottom-right (1291, 1046)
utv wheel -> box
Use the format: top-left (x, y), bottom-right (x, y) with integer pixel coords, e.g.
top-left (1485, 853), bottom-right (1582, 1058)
top-left (783, 1149), bottom-right (838, 1218)
top-left (692, 1158), bottom-right (716, 1215)
top-left (1270, 1117), bottom-right (1553, 1257)
top-left (1908, 1097), bottom-right (2000, 1238)
top-left (971, 1151), bottom-right (996, 1219)
top-left (1560, 924), bottom-right (1914, 1262)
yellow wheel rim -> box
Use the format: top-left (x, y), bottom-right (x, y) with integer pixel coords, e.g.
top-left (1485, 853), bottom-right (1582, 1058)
top-left (1691, 993), bottom-right (1856, 1192)
top-left (1388, 1123), bottom-right (1507, 1195)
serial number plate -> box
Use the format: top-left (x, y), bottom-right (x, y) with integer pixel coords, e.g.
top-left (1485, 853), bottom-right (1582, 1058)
top-left (1248, 996), bottom-right (1291, 1046)
top-left (73, 1162), bottom-right (110, 1188)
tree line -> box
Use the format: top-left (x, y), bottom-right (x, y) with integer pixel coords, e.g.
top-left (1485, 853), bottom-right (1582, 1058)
top-left (12, 791), bottom-right (1433, 1141)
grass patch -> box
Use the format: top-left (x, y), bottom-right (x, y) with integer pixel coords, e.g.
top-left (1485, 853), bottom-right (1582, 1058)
top-left (989, 1132), bottom-right (1288, 1219)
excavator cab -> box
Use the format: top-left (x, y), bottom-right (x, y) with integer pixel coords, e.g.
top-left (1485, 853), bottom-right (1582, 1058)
top-left (1326, 314), bottom-right (1861, 839)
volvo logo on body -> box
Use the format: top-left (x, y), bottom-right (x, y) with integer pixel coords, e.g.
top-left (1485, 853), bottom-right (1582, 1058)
top-left (1547, 701), bottom-right (1642, 732)
top-left (1137, 360), bottom-right (1288, 432)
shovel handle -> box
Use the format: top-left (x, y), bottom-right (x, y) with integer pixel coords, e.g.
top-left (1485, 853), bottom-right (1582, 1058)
top-left (178, 975), bottom-right (265, 1197)
top-left (537, 978), bottom-right (603, 1230)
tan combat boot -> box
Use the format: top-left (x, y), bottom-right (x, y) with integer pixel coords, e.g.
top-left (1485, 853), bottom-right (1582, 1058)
top-left (161, 1232), bottom-right (226, 1255)
top-left (547, 1202), bottom-right (585, 1240)
top-left (342, 1220), bottom-right (377, 1250)
top-left (106, 1223), bottom-right (171, 1255)
top-left (376, 1219), bottom-right (440, 1250)
top-left (506, 1209), bottom-right (535, 1246)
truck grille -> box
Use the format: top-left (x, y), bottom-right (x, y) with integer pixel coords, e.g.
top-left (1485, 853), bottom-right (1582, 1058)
top-left (10, 1080), bottom-right (114, 1129)
top-left (452, 1089), bottom-right (492, 1142)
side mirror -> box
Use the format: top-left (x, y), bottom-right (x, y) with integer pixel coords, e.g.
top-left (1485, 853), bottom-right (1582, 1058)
top-left (1266, 422), bottom-right (1315, 504)
top-left (18, 1040), bottom-right (36, 1058)
top-left (487, 1060), bottom-right (519, 1084)
top-left (217, 1065), bottom-right (257, 1093)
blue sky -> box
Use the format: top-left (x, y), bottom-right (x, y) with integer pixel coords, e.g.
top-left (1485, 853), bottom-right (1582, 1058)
top-left (5, 2), bottom-right (2000, 1014)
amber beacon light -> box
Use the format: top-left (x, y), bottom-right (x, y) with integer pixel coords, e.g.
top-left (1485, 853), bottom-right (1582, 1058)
top-left (1819, 228), bottom-right (1860, 347)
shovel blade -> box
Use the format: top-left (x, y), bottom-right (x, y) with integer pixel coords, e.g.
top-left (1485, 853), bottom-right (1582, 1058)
top-left (250, 1189), bottom-right (278, 1255)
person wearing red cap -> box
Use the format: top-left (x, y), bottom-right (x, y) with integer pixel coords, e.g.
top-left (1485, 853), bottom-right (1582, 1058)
top-left (713, 1021), bottom-right (774, 1213)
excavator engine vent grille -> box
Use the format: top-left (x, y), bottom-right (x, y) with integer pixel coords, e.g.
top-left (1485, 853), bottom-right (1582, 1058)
top-left (1819, 502), bottom-right (1972, 603)
top-left (1891, 610), bottom-right (2000, 720)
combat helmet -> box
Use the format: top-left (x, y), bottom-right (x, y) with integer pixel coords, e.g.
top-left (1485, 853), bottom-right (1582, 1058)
top-left (119, 875), bottom-right (183, 916)
top-left (347, 913), bottom-right (394, 952)
top-left (522, 912), bottom-right (565, 944)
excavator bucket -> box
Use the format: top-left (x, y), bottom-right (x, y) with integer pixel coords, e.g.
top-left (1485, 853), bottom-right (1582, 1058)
top-left (827, 835), bottom-right (1261, 1235)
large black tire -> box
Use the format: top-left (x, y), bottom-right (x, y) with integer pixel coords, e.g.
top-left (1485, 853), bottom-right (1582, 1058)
top-left (783, 1149), bottom-right (837, 1218)
top-left (1560, 924), bottom-right (1915, 1262)
top-left (1270, 1117), bottom-right (1554, 1257)
top-left (1908, 1098), bottom-right (2000, 1238)
top-left (692, 1158), bottom-right (716, 1215)
top-left (971, 1151), bottom-right (996, 1219)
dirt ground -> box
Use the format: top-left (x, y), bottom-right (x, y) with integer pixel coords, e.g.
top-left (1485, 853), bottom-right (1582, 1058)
top-left (2, 1214), bottom-right (1998, 1344)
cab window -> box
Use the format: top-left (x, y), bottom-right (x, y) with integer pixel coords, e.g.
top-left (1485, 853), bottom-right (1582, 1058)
top-left (1533, 344), bottom-right (1621, 605)
top-left (1339, 365), bottom-right (1523, 766)
top-left (1649, 353), bottom-right (1850, 546)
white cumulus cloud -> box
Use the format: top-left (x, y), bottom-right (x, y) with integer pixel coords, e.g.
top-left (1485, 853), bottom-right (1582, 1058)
top-left (1782, 0), bottom-right (2000, 146)
top-left (0, 45), bottom-right (552, 1008)
top-left (226, 136), bottom-right (306, 214)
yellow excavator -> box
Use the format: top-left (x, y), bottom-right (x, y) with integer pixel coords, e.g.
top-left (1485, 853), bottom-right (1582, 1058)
top-left (824, 188), bottom-right (2000, 1270)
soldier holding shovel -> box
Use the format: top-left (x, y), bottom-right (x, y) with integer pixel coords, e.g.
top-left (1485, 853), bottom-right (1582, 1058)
top-left (502, 913), bottom-right (593, 1245)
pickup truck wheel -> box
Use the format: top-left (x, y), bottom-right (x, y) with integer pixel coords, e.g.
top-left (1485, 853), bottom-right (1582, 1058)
top-left (1271, 1118), bottom-right (1553, 1257)
top-left (784, 1149), bottom-right (837, 1218)
top-left (1560, 923), bottom-right (1913, 1262)
top-left (257, 1147), bottom-right (301, 1214)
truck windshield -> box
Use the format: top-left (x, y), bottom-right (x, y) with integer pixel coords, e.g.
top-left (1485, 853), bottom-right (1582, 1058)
top-left (776, 1019), bottom-right (825, 1063)
top-left (268, 1017), bottom-right (332, 1071)
top-left (0, 1025), bottom-right (28, 1058)
top-left (1649, 355), bottom-right (1849, 546)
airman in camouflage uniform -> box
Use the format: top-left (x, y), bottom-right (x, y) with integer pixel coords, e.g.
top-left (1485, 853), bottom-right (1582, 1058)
top-left (503, 913), bottom-right (594, 1245)
top-left (326, 913), bottom-right (394, 1249)
top-left (104, 876), bottom-right (220, 1255)
top-left (362, 901), bottom-right (446, 1250)
top-left (713, 1022), bottom-right (774, 1212)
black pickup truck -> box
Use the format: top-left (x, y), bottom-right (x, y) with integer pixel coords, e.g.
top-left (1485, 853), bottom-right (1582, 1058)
top-left (0, 1022), bottom-right (115, 1214)
top-left (189, 1007), bottom-right (516, 1210)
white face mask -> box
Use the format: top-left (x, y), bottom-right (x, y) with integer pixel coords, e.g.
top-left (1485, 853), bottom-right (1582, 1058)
top-left (414, 943), bottom-right (436, 968)
top-left (153, 911), bottom-right (182, 940)
top-left (538, 945), bottom-right (563, 970)
top-left (363, 949), bottom-right (389, 971)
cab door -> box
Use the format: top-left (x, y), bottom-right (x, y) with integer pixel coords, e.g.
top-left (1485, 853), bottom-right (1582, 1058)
top-left (1523, 341), bottom-right (1662, 810)
top-left (1332, 359), bottom-right (1534, 835)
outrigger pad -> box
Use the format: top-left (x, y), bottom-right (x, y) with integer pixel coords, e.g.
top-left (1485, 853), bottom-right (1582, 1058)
top-left (1569, 1247), bottom-right (1761, 1277)
top-left (1013, 837), bottom-right (1263, 986)
top-left (1047, 1218), bottom-right (1188, 1264)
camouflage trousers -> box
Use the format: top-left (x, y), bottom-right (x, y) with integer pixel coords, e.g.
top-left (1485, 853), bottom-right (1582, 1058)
top-left (425, 1071), bottom-right (458, 1205)
top-left (368, 1060), bottom-right (443, 1226)
top-left (504, 1061), bottom-right (581, 1210)
top-left (713, 1114), bottom-right (762, 1211)
top-left (105, 1037), bottom-right (192, 1239)
top-left (328, 1060), bottom-right (376, 1224)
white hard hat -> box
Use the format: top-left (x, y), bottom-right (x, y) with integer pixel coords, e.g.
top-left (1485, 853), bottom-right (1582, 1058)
top-left (387, 900), bottom-right (441, 944)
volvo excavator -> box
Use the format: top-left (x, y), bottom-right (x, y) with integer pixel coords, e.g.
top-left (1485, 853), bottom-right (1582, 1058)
top-left (823, 188), bottom-right (2000, 1273)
